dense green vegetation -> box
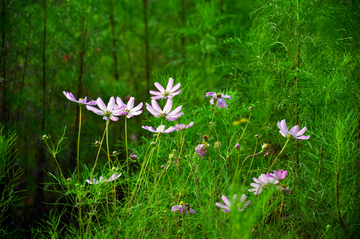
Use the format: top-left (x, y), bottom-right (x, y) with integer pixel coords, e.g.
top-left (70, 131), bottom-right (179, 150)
top-left (1, 0), bottom-right (359, 238)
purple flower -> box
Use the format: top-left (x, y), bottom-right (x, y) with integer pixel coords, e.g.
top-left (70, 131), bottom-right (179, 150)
top-left (116, 97), bottom-right (143, 119)
top-left (216, 194), bottom-right (250, 213)
top-left (277, 119), bottom-right (310, 140)
top-left (195, 143), bottom-right (208, 157)
top-left (63, 91), bottom-right (97, 105)
top-left (150, 77), bottom-right (181, 100)
top-left (175, 122), bottom-right (194, 131)
top-left (171, 201), bottom-right (195, 215)
top-left (206, 92), bottom-right (232, 110)
top-left (86, 173), bottom-right (122, 184)
top-left (86, 97), bottom-right (127, 121)
top-left (142, 125), bottom-right (177, 134)
top-left (248, 174), bottom-right (279, 195)
top-left (267, 170), bottom-right (288, 181)
top-left (145, 99), bottom-right (183, 121)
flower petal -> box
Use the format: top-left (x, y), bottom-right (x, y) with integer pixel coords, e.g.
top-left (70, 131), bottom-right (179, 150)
top-left (166, 78), bottom-right (174, 92)
top-left (163, 99), bottom-right (173, 114)
top-left (127, 97), bottom-right (135, 110)
top-left (116, 97), bottom-right (125, 107)
top-left (206, 92), bottom-right (216, 97)
top-left (86, 106), bottom-right (105, 116)
top-left (215, 202), bottom-right (229, 210)
top-left (142, 126), bottom-right (156, 133)
top-left (170, 82), bottom-right (181, 93)
top-left (97, 98), bottom-right (107, 111)
top-left (154, 82), bottom-right (165, 93)
top-left (289, 125), bottom-right (299, 136)
top-left (107, 97), bottom-right (116, 111)
top-left (295, 126), bottom-right (307, 137)
top-left (221, 195), bottom-right (231, 207)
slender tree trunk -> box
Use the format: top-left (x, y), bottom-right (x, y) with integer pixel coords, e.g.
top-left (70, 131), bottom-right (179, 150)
top-left (71, 18), bottom-right (88, 172)
top-left (143, 0), bottom-right (150, 96)
top-left (180, 0), bottom-right (185, 59)
top-left (16, 2), bottom-right (31, 124)
top-left (110, 0), bottom-right (119, 81)
top-left (123, 27), bottom-right (137, 93)
top-left (1, 0), bottom-right (7, 124)
top-left (32, 0), bottom-right (47, 226)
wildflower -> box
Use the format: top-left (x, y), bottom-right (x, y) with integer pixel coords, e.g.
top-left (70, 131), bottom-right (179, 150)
top-left (216, 194), bottom-right (250, 213)
top-left (233, 118), bottom-right (249, 126)
top-left (146, 99), bottom-right (183, 121)
top-left (150, 77), bottom-right (181, 100)
top-left (86, 97), bottom-right (127, 121)
top-left (279, 184), bottom-right (292, 195)
top-left (171, 201), bottom-right (195, 215)
top-left (235, 143), bottom-right (240, 150)
top-left (277, 119), bottom-right (310, 140)
top-left (175, 122), bottom-right (194, 131)
top-left (116, 96), bottom-right (143, 119)
top-left (195, 143), bottom-right (209, 157)
top-left (267, 170), bottom-right (288, 181)
top-left (161, 165), bottom-right (165, 169)
top-left (86, 173), bottom-right (122, 184)
top-left (206, 92), bottom-right (232, 110)
top-left (142, 125), bottom-right (177, 134)
top-left (248, 174), bottom-right (279, 195)
top-left (63, 91), bottom-right (96, 105)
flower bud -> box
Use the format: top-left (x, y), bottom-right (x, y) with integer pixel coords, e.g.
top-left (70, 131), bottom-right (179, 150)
top-left (214, 141), bottom-right (222, 150)
top-left (112, 167), bottom-right (116, 171)
top-left (95, 141), bottom-right (100, 146)
top-left (161, 165), bottom-right (165, 169)
top-left (130, 154), bottom-right (138, 160)
top-left (203, 135), bottom-right (209, 142)
top-left (151, 142), bottom-right (156, 146)
top-left (42, 135), bottom-right (47, 139)
top-left (235, 143), bottom-right (240, 150)
top-left (209, 122), bottom-right (213, 125)
top-left (67, 178), bottom-right (71, 181)
top-left (113, 151), bottom-right (117, 155)
top-left (249, 106), bottom-right (253, 111)
top-left (255, 134), bottom-right (259, 138)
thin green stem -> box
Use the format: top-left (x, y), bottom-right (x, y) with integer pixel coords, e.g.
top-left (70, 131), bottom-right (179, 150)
top-left (267, 138), bottom-right (290, 174)
top-left (77, 106), bottom-right (83, 239)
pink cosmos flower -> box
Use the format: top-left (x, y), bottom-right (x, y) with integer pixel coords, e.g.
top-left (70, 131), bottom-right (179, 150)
top-left (216, 194), bottom-right (250, 213)
top-left (146, 99), bottom-right (183, 121)
top-left (248, 174), bottom-right (279, 195)
top-left (63, 91), bottom-right (97, 105)
top-left (86, 97), bottom-right (127, 121)
top-left (150, 77), bottom-right (181, 100)
top-left (277, 119), bottom-right (310, 140)
top-left (116, 96), bottom-right (143, 119)
top-left (267, 170), bottom-right (288, 181)
top-left (206, 92), bottom-right (232, 110)
top-left (86, 173), bottom-right (122, 184)
top-left (195, 143), bottom-right (208, 157)
top-left (142, 125), bottom-right (176, 134)
top-left (171, 201), bottom-right (195, 215)
top-left (175, 122), bottom-right (194, 131)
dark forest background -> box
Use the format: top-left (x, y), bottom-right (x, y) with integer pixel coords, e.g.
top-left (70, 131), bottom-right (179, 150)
top-left (1, 0), bottom-right (360, 237)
